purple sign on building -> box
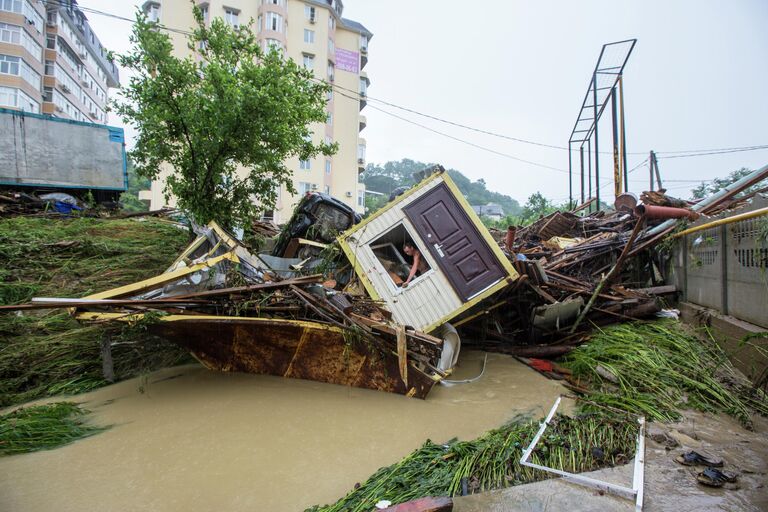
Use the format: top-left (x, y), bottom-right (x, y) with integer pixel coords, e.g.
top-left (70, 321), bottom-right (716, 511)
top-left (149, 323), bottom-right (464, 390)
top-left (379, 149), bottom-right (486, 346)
top-left (335, 48), bottom-right (360, 74)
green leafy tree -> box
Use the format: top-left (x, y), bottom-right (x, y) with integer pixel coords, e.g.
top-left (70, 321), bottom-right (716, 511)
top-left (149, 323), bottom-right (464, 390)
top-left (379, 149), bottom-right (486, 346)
top-left (521, 192), bottom-right (557, 223)
top-left (114, 5), bottom-right (335, 227)
top-left (119, 158), bottom-right (151, 212)
top-left (691, 168), bottom-right (760, 199)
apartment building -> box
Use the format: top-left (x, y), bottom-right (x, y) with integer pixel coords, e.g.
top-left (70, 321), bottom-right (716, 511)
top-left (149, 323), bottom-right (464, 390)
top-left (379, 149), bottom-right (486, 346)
top-left (142, 0), bottom-right (372, 221)
top-left (0, 0), bottom-right (119, 123)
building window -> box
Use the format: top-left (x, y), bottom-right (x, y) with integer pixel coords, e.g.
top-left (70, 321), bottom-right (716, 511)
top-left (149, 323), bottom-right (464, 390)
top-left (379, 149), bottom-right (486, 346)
top-left (324, 185), bottom-right (330, 195)
top-left (52, 88), bottom-right (83, 120)
top-left (326, 112), bottom-right (333, 126)
top-left (54, 63), bottom-right (81, 97)
top-left (305, 5), bottom-right (316, 22)
top-left (328, 38), bottom-right (334, 55)
top-left (327, 61), bottom-right (334, 81)
top-left (44, 59), bottom-right (53, 75)
top-left (264, 0), bottom-right (284, 6)
top-left (359, 78), bottom-right (367, 97)
top-left (325, 160), bottom-right (332, 175)
top-left (298, 182), bottom-right (312, 195)
top-left (265, 12), bottom-right (282, 32)
top-left (224, 8), bottom-right (239, 27)
top-left (0, 54), bottom-right (19, 76)
top-left (325, 135), bottom-right (332, 145)
top-left (302, 53), bottom-right (314, 69)
top-left (22, 1), bottom-right (43, 33)
top-left (303, 29), bottom-right (314, 44)
top-left (0, 22), bottom-right (41, 62)
top-left (299, 159), bottom-right (311, 170)
top-left (0, 85), bottom-right (39, 113)
top-left (328, 15), bottom-right (335, 31)
top-left (42, 85), bottom-right (52, 102)
top-left (357, 144), bottom-right (366, 162)
top-left (326, 89), bottom-right (333, 102)
top-left (200, 5), bottom-right (209, 22)
top-left (357, 190), bottom-right (365, 207)
top-left (361, 34), bottom-right (368, 52)
top-left (46, 35), bottom-right (55, 50)
top-left (145, 2), bottom-right (161, 23)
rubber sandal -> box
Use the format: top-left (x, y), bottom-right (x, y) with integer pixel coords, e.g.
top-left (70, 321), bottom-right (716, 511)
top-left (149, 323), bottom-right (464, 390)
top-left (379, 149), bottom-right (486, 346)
top-left (697, 467), bottom-right (738, 487)
top-left (675, 450), bottom-right (724, 467)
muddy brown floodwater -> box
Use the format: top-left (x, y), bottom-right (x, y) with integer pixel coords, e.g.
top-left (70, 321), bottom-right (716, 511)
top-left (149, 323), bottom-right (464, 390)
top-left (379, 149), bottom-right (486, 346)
top-left (0, 350), bottom-right (569, 512)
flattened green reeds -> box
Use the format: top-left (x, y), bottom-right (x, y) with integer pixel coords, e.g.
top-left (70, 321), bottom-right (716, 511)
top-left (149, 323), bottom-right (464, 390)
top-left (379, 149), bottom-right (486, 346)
top-left (0, 217), bottom-right (192, 406)
top-left (562, 320), bottom-right (768, 427)
top-left (306, 414), bottom-right (637, 512)
top-left (0, 402), bottom-right (108, 456)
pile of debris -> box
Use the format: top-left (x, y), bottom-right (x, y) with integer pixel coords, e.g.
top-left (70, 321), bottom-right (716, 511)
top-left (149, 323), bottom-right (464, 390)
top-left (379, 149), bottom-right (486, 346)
top-left (459, 165), bottom-right (768, 356)
top-left (3, 165), bottom-right (766, 399)
top-left (0, 191), bottom-right (91, 216)
top-left (5, 220), bottom-right (447, 398)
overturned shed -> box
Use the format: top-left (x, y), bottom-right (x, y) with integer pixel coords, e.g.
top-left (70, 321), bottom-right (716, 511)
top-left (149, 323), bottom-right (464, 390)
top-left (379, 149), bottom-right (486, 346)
top-left (338, 169), bottom-right (519, 334)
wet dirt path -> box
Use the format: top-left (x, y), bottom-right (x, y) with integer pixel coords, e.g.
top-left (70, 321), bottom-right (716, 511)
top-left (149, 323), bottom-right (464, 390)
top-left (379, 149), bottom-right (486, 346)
top-left (0, 350), bottom-right (568, 512)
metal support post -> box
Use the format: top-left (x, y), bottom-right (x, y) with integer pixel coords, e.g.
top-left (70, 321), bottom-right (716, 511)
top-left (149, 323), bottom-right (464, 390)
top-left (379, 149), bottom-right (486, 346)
top-left (619, 75), bottom-right (628, 192)
top-left (592, 76), bottom-right (601, 208)
top-left (568, 142), bottom-right (573, 210)
top-left (611, 86), bottom-right (621, 198)
top-left (588, 139), bottom-right (593, 211)
top-left (580, 145), bottom-right (585, 203)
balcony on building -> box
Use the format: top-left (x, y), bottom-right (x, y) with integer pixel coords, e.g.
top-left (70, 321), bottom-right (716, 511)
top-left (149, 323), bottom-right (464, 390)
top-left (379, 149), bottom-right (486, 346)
top-left (357, 138), bottom-right (366, 172)
top-left (359, 114), bottom-right (366, 132)
top-left (359, 72), bottom-right (368, 111)
top-left (360, 34), bottom-right (368, 68)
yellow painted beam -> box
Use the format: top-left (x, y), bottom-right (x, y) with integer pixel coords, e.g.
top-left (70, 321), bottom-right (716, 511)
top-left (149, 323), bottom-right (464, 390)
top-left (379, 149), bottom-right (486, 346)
top-left (84, 251), bottom-right (240, 300)
top-left (75, 311), bottom-right (347, 333)
top-left (670, 206), bottom-right (768, 239)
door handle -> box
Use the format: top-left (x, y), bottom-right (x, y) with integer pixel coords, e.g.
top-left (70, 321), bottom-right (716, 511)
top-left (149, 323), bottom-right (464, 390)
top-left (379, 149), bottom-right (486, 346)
top-left (434, 243), bottom-right (445, 257)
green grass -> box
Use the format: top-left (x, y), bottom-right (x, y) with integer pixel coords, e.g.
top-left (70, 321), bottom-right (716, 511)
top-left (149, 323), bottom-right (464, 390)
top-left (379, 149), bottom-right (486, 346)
top-left (0, 402), bottom-right (108, 456)
top-left (0, 217), bottom-right (193, 407)
top-left (306, 413), bottom-right (638, 512)
top-left (561, 320), bottom-right (768, 427)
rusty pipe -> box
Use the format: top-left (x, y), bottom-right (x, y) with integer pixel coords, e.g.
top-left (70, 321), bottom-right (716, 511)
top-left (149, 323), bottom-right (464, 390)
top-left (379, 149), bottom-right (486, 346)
top-left (505, 226), bottom-right (517, 252)
top-left (635, 204), bottom-right (699, 221)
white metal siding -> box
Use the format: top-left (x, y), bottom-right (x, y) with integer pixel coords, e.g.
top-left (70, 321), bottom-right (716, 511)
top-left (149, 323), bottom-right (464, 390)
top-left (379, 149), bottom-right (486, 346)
top-left (345, 176), bottom-right (463, 331)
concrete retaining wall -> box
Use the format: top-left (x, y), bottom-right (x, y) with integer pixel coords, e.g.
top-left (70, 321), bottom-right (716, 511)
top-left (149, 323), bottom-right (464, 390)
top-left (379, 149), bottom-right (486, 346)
top-left (669, 196), bottom-right (768, 329)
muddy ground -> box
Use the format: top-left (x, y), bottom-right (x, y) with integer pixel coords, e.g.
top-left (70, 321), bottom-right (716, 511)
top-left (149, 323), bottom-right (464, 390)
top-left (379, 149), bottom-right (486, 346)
top-left (455, 410), bottom-right (768, 511)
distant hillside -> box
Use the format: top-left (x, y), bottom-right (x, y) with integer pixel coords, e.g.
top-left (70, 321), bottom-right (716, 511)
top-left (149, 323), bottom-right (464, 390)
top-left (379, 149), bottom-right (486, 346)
top-left (362, 159), bottom-right (521, 216)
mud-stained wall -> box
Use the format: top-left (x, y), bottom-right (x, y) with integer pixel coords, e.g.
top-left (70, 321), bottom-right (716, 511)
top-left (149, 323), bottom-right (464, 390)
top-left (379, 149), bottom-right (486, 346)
top-left (0, 109), bottom-right (126, 191)
top-left (670, 196), bottom-right (768, 329)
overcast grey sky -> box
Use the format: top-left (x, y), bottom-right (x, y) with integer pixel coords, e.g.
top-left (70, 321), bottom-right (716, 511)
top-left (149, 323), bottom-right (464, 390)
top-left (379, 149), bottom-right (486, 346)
top-left (79, 0), bottom-right (768, 204)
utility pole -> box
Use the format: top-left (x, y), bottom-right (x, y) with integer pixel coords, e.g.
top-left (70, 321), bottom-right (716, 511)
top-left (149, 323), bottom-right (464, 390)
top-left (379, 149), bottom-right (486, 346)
top-left (649, 150), bottom-right (662, 190)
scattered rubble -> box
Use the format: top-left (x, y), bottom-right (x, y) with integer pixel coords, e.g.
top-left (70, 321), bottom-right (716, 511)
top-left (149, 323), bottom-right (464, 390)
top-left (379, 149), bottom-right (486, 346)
top-left (3, 165), bottom-right (767, 402)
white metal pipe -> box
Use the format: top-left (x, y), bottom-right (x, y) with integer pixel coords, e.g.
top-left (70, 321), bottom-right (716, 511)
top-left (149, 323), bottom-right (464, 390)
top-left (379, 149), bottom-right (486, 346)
top-left (646, 162), bottom-right (768, 237)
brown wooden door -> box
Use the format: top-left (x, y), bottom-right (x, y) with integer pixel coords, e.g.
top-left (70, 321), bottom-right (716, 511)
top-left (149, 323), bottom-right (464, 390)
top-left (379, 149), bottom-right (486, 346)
top-left (403, 183), bottom-right (506, 301)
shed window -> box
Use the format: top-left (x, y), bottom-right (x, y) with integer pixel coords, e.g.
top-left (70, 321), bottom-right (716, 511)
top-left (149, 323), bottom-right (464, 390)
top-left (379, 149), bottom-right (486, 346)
top-left (369, 224), bottom-right (431, 288)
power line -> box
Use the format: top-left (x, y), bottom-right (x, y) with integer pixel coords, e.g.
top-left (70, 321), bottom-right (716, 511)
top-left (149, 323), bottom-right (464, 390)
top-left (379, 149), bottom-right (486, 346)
top-left (657, 145), bottom-right (768, 159)
top-left (46, 0), bottom-right (196, 37)
top-left (65, 1), bottom-right (768, 165)
top-left (656, 144), bottom-right (768, 155)
top-left (327, 83), bottom-right (580, 152)
top-left (366, 103), bottom-right (574, 175)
